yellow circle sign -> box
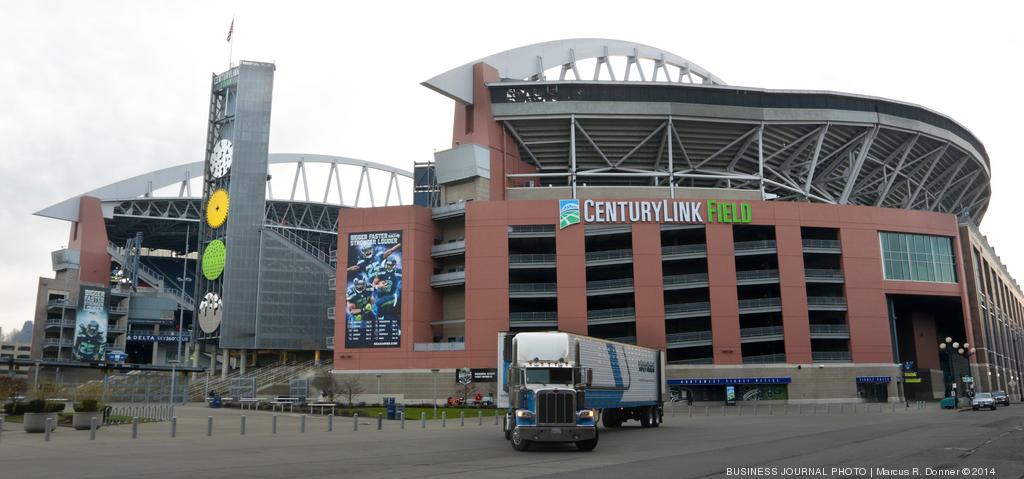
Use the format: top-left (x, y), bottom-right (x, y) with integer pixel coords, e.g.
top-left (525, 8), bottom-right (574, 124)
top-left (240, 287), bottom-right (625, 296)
top-left (206, 189), bottom-right (229, 229)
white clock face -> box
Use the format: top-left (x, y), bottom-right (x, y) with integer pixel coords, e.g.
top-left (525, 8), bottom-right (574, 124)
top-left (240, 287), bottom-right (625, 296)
top-left (210, 139), bottom-right (233, 178)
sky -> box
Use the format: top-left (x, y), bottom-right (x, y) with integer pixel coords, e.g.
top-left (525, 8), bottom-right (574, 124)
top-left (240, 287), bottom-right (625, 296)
top-left (1, 0), bottom-right (1022, 335)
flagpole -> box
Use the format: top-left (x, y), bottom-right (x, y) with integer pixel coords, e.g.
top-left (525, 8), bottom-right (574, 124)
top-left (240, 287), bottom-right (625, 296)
top-left (227, 16), bottom-right (235, 68)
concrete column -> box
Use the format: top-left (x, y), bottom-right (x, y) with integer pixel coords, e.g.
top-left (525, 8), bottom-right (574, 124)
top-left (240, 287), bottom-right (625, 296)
top-left (239, 349), bottom-right (246, 375)
top-left (151, 324), bottom-right (160, 364)
top-left (706, 224), bottom-right (741, 364)
top-left (556, 219), bottom-right (588, 335)
top-left (632, 224), bottom-right (666, 349)
top-left (221, 349), bottom-right (229, 378)
top-left (776, 225), bottom-right (812, 364)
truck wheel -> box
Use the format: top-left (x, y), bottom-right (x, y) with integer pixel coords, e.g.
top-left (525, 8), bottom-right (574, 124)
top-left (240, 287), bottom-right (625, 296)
top-left (651, 408), bottom-right (660, 428)
top-left (503, 416), bottom-right (511, 440)
top-left (576, 429), bottom-right (599, 452)
top-left (511, 428), bottom-right (531, 452)
top-left (640, 407), bottom-right (651, 428)
top-left (602, 410), bottom-right (619, 428)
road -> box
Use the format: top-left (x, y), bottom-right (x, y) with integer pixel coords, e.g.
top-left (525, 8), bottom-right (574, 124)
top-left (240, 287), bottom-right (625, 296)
top-left (0, 402), bottom-right (1021, 478)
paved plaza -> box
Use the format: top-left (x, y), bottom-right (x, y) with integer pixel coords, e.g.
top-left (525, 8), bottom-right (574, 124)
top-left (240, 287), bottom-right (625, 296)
top-left (1, 402), bottom-right (1022, 478)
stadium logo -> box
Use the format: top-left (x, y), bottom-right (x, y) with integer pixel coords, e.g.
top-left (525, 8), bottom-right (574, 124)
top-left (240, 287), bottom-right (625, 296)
top-left (559, 199), bottom-right (581, 229)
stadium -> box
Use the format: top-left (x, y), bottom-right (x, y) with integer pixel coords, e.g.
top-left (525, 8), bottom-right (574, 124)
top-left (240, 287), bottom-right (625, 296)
top-left (27, 40), bottom-right (1023, 404)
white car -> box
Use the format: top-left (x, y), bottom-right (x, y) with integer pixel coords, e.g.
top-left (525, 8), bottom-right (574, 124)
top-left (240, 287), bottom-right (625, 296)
top-left (972, 392), bottom-right (997, 411)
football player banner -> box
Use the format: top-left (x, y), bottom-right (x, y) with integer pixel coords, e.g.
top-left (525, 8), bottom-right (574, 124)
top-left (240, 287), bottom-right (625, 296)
top-left (345, 230), bottom-right (402, 348)
top-left (74, 285), bottom-right (109, 361)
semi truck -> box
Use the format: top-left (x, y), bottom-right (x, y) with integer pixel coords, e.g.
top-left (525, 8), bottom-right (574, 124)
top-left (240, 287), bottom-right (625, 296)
top-left (497, 331), bottom-right (665, 451)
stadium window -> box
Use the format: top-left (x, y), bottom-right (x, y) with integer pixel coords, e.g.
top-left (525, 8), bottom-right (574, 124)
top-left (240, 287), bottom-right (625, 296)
top-left (879, 232), bottom-right (957, 284)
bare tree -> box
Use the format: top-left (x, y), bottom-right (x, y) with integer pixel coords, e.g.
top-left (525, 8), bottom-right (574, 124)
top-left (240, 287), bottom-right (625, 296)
top-left (311, 370), bottom-right (339, 402)
top-left (0, 376), bottom-right (27, 403)
top-left (337, 375), bottom-right (365, 407)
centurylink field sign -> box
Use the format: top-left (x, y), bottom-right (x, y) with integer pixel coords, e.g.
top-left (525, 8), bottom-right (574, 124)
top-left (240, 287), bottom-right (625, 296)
top-left (559, 199), bottom-right (752, 229)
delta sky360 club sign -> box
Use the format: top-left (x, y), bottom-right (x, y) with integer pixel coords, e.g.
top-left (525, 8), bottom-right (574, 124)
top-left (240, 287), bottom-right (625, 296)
top-left (559, 199), bottom-right (753, 229)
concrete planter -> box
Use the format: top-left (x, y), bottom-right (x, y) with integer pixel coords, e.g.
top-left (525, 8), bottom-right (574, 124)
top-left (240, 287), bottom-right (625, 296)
top-left (72, 411), bottom-right (103, 430)
top-left (23, 412), bottom-right (58, 433)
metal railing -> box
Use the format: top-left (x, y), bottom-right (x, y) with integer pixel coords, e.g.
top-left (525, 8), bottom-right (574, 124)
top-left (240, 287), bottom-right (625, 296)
top-left (587, 307), bottom-right (636, 321)
top-left (740, 326), bottom-right (785, 338)
top-left (187, 359), bottom-right (330, 401)
top-left (42, 339), bottom-right (74, 348)
top-left (812, 351), bottom-right (852, 361)
top-left (733, 240), bottom-right (777, 252)
top-left (107, 326), bottom-right (128, 334)
top-left (509, 283), bottom-right (558, 293)
top-left (665, 302), bottom-right (711, 314)
top-left (663, 273), bottom-right (709, 286)
top-left (508, 225), bottom-right (555, 235)
top-left (46, 298), bottom-right (72, 309)
top-left (109, 306), bottom-right (129, 315)
top-left (738, 297), bottom-right (782, 310)
top-left (666, 331), bottom-right (713, 344)
top-left (807, 296), bottom-right (848, 307)
top-left (265, 225), bottom-right (333, 265)
top-left (669, 357), bottom-right (714, 365)
top-left (736, 269), bottom-right (779, 281)
top-left (431, 271), bottom-right (466, 285)
top-left (809, 324), bottom-right (850, 335)
top-left (802, 239), bottom-right (841, 251)
top-left (586, 278), bottom-right (633, 291)
top-left (413, 342), bottom-right (465, 352)
top-left (804, 268), bottom-right (844, 280)
top-left (509, 254), bottom-right (557, 264)
top-left (509, 311), bottom-right (558, 322)
top-left (432, 201), bottom-right (466, 218)
top-left (661, 244), bottom-right (707, 256)
top-left (44, 319), bottom-right (75, 328)
top-left (431, 240), bottom-right (466, 256)
top-left (742, 353), bottom-right (787, 364)
top-left (605, 336), bottom-right (636, 344)
top-left (585, 249), bottom-right (633, 262)
top-left (106, 242), bottom-right (195, 308)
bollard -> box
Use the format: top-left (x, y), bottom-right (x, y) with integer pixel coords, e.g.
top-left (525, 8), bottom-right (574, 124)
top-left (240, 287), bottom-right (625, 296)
top-left (478, 411), bottom-right (483, 426)
top-left (207, 416), bottom-right (213, 437)
top-left (769, 404), bottom-right (773, 416)
top-left (879, 404), bottom-right (883, 413)
top-left (272, 415), bottom-right (278, 434)
top-left (377, 414), bottom-right (383, 430)
top-left (460, 411), bottom-right (465, 427)
top-left (0, 417), bottom-right (4, 444)
top-left (171, 417), bottom-right (177, 438)
top-left (689, 406), bottom-right (693, 417)
top-left (754, 404), bottom-right (758, 416)
top-left (329, 413), bottom-right (334, 432)
top-left (241, 415), bottom-right (246, 435)
top-left (892, 403), bottom-right (896, 413)
top-left (442, 411), bottom-right (447, 428)
top-left (132, 417), bottom-right (139, 439)
top-left (45, 418), bottom-right (52, 442)
top-left (705, 405), bottom-right (709, 417)
top-left (400, 412), bottom-right (405, 429)
top-left (722, 405), bottom-right (726, 416)
top-left (353, 413), bottom-right (359, 431)
top-left (301, 415), bottom-right (306, 433)
top-left (799, 404), bottom-right (803, 415)
top-left (494, 413), bottom-right (499, 426)
top-left (784, 404), bottom-right (788, 415)
top-left (90, 417), bottom-right (97, 440)
top-left (421, 412), bottom-right (426, 429)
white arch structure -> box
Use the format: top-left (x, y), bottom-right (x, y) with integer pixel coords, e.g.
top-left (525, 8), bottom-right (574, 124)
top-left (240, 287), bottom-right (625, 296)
top-left (422, 38), bottom-right (726, 105)
top-left (35, 153), bottom-right (413, 223)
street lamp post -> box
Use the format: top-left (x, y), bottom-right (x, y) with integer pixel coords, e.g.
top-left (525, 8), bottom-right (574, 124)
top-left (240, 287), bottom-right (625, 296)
top-left (939, 337), bottom-right (975, 406)
top-left (431, 368), bottom-right (440, 419)
top-left (376, 373), bottom-right (382, 405)
top-left (168, 359), bottom-right (180, 405)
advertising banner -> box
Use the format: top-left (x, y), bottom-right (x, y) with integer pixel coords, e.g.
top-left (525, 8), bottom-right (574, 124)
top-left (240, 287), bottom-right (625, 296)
top-left (456, 368), bottom-right (498, 383)
top-left (74, 285), bottom-right (109, 361)
top-left (345, 230), bottom-right (402, 348)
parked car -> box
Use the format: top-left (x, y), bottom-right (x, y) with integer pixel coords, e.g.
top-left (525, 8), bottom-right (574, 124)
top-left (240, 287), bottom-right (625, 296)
top-left (991, 390), bottom-right (1010, 406)
top-left (971, 392), bottom-right (997, 411)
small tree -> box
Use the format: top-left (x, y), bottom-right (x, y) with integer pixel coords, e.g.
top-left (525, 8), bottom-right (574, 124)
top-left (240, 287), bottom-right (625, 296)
top-left (337, 375), bottom-right (365, 407)
top-left (454, 382), bottom-right (478, 406)
top-left (311, 370), bottom-right (339, 402)
top-left (0, 376), bottom-right (27, 403)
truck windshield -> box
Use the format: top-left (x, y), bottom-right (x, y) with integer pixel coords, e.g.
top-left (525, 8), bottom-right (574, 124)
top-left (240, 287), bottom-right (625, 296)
top-left (524, 368), bottom-right (573, 385)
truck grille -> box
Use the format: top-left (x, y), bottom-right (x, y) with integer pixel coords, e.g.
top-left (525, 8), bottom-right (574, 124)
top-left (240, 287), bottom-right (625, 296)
top-left (536, 390), bottom-right (575, 425)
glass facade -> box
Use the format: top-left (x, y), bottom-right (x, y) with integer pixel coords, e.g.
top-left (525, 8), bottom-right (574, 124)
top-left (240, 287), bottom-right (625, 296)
top-left (880, 232), bottom-right (956, 283)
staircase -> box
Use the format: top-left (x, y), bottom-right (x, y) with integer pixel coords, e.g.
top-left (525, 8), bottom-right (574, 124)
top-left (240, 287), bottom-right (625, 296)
top-left (264, 226), bottom-right (334, 268)
top-left (187, 359), bottom-right (332, 401)
top-left (107, 242), bottom-right (194, 310)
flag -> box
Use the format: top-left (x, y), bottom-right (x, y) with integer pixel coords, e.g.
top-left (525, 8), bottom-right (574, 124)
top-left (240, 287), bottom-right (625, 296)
top-left (226, 18), bottom-right (234, 42)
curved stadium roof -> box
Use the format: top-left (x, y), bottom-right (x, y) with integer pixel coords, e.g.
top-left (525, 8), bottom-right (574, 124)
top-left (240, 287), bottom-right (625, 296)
top-left (425, 38), bottom-right (992, 221)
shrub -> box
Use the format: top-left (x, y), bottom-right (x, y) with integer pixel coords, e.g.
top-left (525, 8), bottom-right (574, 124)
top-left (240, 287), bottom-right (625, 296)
top-left (75, 399), bottom-right (100, 412)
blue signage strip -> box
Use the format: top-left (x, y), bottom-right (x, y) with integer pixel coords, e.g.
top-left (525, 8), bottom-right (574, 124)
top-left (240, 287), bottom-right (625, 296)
top-left (127, 334), bottom-right (191, 343)
top-left (667, 377), bottom-right (791, 386)
top-left (856, 376), bottom-right (891, 384)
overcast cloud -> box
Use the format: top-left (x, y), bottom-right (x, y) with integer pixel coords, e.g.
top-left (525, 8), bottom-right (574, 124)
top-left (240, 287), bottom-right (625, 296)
top-left (1, 0), bottom-right (1022, 335)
